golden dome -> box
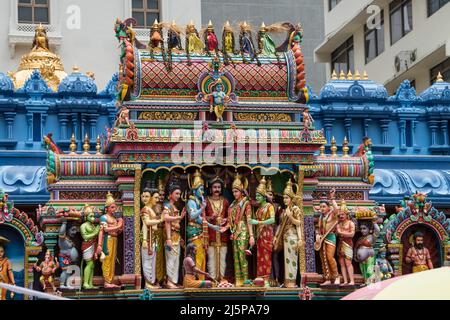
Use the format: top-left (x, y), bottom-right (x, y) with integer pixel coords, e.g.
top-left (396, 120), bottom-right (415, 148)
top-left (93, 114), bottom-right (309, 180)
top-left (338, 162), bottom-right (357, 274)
top-left (11, 25), bottom-right (67, 91)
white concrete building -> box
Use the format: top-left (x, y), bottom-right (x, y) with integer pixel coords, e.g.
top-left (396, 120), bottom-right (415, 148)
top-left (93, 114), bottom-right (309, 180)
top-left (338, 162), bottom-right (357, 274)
top-left (1, 0), bottom-right (202, 89)
top-left (315, 0), bottom-right (450, 94)
top-left (1, 0), bottom-right (326, 90)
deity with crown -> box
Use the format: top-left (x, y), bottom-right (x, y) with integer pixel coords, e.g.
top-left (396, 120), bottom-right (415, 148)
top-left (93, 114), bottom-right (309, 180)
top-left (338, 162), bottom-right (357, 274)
top-left (187, 170), bottom-right (221, 281)
top-left (96, 192), bottom-right (124, 288)
top-left (204, 78), bottom-right (230, 123)
top-left (250, 177), bottom-right (276, 287)
top-left (226, 174), bottom-right (255, 287)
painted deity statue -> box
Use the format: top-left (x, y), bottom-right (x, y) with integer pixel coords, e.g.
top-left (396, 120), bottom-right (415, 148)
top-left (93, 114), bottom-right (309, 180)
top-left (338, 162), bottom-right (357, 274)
top-left (376, 246), bottom-right (394, 280)
top-left (149, 19), bottom-right (164, 53)
top-left (267, 179), bottom-right (282, 286)
top-left (227, 174), bottom-right (255, 287)
top-left (96, 192), bottom-right (124, 288)
top-left (116, 106), bottom-right (131, 127)
top-left (205, 177), bottom-right (230, 282)
top-left (355, 218), bottom-right (380, 285)
top-left (58, 218), bottom-right (79, 288)
top-left (0, 189), bottom-right (13, 223)
top-left (302, 107), bottom-right (314, 129)
top-left (34, 249), bottom-right (59, 292)
top-left (183, 243), bottom-right (214, 288)
top-left (353, 136), bottom-right (372, 157)
top-left (336, 201), bottom-right (356, 286)
top-left (141, 188), bottom-right (164, 289)
top-left (163, 183), bottom-right (185, 289)
top-left (258, 22), bottom-right (276, 56)
top-left (250, 177), bottom-right (275, 287)
top-left (204, 79), bottom-right (230, 123)
top-left (155, 178), bottom-right (167, 284)
top-left (80, 205), bottom-right (101, 289)
top-left (274, 180), bottom-right (304, 288)
top-left (405, 231), bottom-right (434, 273)
top-left (205, 20), bottom-right (219, 55)
top-left (186, 21), bottom-right (205, 54)
top-left (0, 238), bottom-right (15, 300)
top-left (239, 22), bottom-right (260, 64)
top-left (187, 170), bottom-right (221, 281)
top-left (222, 21), bottom-right (235, 54)
top-left (32, 23), bottom-right (49, 51)
top-left (222, 21), bottom-right (236, 66)
top-left (315, 188), bottom-right (340, 286)
top-left (167, 21), bottom-right (182, 52)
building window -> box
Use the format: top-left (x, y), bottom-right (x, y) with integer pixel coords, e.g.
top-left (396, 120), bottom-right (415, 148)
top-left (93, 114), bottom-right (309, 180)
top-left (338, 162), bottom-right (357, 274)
top-left (18, 0), bottom-right (50, 24)
top-left (329, 0), bottom-right (341, 11)
top-left (132, 0), bottom-right (160, 28)
top-left (390, 0), bottom-right (413, 45)
top-left (331, 37), bottom-right (354, 74)
top-left (430, 58), bottom-right (450, 84)
top-left (428, 0), bottom-right (449, 16)
top-left (365, 11), bottom-right (385, 64)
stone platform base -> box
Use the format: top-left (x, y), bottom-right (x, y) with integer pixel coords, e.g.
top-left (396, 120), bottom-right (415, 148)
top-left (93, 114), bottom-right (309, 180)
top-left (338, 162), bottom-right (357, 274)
top-left (57, 273), bottom-right (365, 300)
top-left (61, 286), bottom-right (356, 300)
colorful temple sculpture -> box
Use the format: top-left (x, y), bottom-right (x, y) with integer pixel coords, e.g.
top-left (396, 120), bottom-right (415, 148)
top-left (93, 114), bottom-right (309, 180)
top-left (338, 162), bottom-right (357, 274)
top-left (0, 21), bottom-right (450, 300)
top-left (0, 26), bottom-right (117, 208)
top-left (35, 19), bottom-right (378, 299)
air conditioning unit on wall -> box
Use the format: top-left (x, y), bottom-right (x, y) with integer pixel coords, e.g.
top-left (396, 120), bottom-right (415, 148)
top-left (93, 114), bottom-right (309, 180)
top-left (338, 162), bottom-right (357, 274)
top-left (394, 50), bottom-right (417, 74)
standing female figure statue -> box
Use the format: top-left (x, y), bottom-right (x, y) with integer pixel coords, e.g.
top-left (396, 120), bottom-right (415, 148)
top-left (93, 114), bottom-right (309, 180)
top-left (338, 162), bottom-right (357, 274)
top-left (250, 177), bottom-right (275, 287)
top-left (274, 180), bottom-right (304, 288)
top-left (163, 183), bottom-right (186, 289)
top-left (141, 188), bottom-right (164, 289)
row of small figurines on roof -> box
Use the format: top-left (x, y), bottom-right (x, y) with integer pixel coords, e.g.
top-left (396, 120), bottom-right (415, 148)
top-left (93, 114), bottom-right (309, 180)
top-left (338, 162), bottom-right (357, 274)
top-left (117, 18), bottom-right (303, 59)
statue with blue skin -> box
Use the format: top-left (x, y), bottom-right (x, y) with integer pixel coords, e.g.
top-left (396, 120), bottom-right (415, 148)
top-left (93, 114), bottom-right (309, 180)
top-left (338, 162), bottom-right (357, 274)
top-left (187, 170), bottom-right (221, 281)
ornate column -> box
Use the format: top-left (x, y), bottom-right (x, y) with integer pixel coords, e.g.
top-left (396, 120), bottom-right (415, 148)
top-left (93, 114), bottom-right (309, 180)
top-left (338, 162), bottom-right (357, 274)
top-left (363, 118), bottom-right (371, 138)
top-left (111, 163), bottom-right (142, 288)
top-left (379, 119), bottom-right (390, 145)
top-left (344, 118), bottom-right (352, 143)
top-left (58, 113), bottom-right (69, 140)
top-left (81, 114), bottom-right (87, 142)
top-left (3, 112), bottom-right (16, 139)
top-left (71, 113), bottom-right (79, 149)
top-left (398, 119), bottom-right (407, 149)
top-left (322, 118), bottom-right (334, 142)
top-left (26, 113), bottom-right (33, 143)
top-left (40, 113), bottom-right (47, 141)
top-left (412, 120), bottom-right (419, 149)
top-left (428, 120), bottom-right (439, 146)
top-left (441, 120), bottom-right (449, 147)
top-left (89, 115), bottom-right (98, 140)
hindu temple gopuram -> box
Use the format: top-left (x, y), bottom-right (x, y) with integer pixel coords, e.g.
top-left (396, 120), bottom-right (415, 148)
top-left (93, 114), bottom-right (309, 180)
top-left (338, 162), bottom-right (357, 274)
top-left (0, 19), bottom-right (450, 301)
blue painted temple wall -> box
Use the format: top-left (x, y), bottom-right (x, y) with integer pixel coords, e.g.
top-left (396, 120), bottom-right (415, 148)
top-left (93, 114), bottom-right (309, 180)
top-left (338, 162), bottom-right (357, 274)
top-left (0, 70), bottom-right (117, 205)
top-left (308, 78), bottom-right (450, 207)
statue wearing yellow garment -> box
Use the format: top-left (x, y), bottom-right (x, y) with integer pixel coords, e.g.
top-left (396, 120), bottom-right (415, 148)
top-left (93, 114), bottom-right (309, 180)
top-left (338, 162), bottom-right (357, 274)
top-left (204, 78), bottom-right (230, 123)
top-left (186, 21), bottom-right (204, 54)
top-left (96, 192), bottom-right (124, 288)
top-left (222, 21), bottom-right (235, 54)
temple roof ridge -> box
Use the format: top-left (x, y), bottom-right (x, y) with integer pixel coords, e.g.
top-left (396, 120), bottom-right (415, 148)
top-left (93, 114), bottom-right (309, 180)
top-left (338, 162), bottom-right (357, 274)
top-left (58, 67), bottom-right (98, 95)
